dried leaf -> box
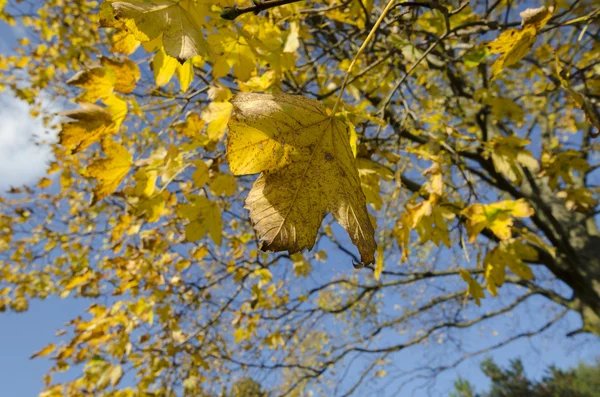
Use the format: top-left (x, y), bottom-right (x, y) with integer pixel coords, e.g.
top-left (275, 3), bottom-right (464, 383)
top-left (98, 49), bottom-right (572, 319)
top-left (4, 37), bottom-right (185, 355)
top-left (227, 93), bottom-right (376, 265)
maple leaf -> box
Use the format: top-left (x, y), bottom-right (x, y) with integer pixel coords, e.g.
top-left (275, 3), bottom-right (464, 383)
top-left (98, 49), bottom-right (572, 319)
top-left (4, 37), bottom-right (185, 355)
top-left (226, 93), bottom-right (377, 265)
top-left (87, 138), bottom-right (132, 204)
top-left (100, 57), bottom-right (140, 94)
top-left (486, 5), bottom-right (553, 79)
top-left (111, 0), bottom-right (209, 62)
top-left (67, 59), bottom-right (139, 102)
top-left (67, 67), bottom-right (115, 103)
top-left (177, 195), bottom-right (222, 245)
top-left (59, 96), bottom-right (127, 153)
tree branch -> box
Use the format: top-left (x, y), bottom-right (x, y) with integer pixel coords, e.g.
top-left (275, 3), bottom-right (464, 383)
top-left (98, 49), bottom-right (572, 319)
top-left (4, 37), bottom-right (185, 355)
top-left (221, 0), bottom-right (304, 20)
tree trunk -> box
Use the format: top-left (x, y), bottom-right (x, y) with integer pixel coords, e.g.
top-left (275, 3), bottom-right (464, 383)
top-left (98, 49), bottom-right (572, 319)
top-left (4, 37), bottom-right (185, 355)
top-left (521, 173), bottom-right (600, 335)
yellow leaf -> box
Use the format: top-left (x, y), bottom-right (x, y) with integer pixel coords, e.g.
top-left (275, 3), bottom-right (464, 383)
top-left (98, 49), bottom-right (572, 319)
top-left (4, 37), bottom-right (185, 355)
top-left (192, 160), bottom-right (209, 187)
top-left (176, 58), bottom-right (194, 93)
top-left (37, 177), bottom-right (52, 189)
top-left (519, 5), bottom-right (554, 30)
top-left (461, 199), bottom-right (534, 242)
top-left (348, 121), bottom-right (358, 158)
top-left (152, 47), bottom-right (178, 87)
top-left (555, 54), bottom-right (600, 132)
top-left (63, 271), bottom-right (93, 291)
top-left (489, 136), bottom-right (538, 184)
top-left (111, 30), bottom-right (140, 55)
top-left (30, 343), bottom-right (55, 359)
top-left (101, 57), bottom-right (140, 94)
top-left (174, 111), bottom-right (205, 138)
top-left (291, 253), bottom-right (312, 277)
top-left (209, 31), bottom-right (256, 81)
top-left (226, 93), bottom-right (377, 265)
top-left (484, 239), bottom-right (535, 296)
top-left (374, 244), bottom-right (384, 281)
top-left (87, 139), bottom-right (132, 204)
top-left (133, 169), bottom-right (157, 197)
top-left (97, 364), bottom-right (124, 389)
top-left (59, 103), bottom-right (116, 152)
top-left (483, 247), bottom-right (506, 296)
top-left (202, 101), bottom-right (233, 141)
top-left (111, 0), bottom-right (209, 61)
top-left (557, 188), bottom-right (598, 213)
top-left (283, 22), bottom-right (299, 53)
top-left (209, 173), bottom-right (237, 197)
top-left (459, 268), bottom-right (484, 305)
top-left (102, 94), bottom-right (128, 129)
top-left (179, 195), bottom-right (222, 245)
top-left (486, 5), bottom-right (553, 79)
top-left (67, 67), bottom-right (115, 103)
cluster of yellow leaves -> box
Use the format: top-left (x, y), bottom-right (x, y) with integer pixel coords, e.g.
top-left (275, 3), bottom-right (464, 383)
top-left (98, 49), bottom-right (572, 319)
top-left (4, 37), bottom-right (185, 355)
top-left (110, 0), bottom-right (211, 62)
top-left (59, 56), bottom-right (140, 202)
top-left (459, 238), bottom-right (538, 305)
top-left (151, 46), bottom-right (201, 93)
top-left (395, 161), bottom-right (455, 262)
top-left (486, 136), bottom-right (538, 184)
top-left (458, 199), bottom-right (538, 303)
top-left (59, 98), bottom-right (127, 153)
top-left (226, 92), bottom-right (376, 265)
top-left (555, 54), bottom-right (600, 133)
top-left (326, 0), bottom-right (374, 29)
top-left (539, 149), bottom-right (590, 189)
top-left (486, 5), bottom-right (553, 79)
top-left (483, 239), bottom-right (536, 296)
top-left (67, 57), bottom-right (140, 102)
top-left (357, 158), bottom-right (394, 211)
top-left (461, 198), bottom-right (534, 243)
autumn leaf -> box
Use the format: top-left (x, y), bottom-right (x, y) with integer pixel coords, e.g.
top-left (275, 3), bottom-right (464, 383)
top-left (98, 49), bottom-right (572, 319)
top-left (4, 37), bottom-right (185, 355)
top-left (357, 158), bottom-right (394, 210)
top-left (30, 343), bottom-right (55, 359)
top-left (209, 173), bottom-right (237, 197)
top-left (488, 136), bottom-right (538, 184)
top-left (178, 195), bottom-right (222, 245)
top-left (67, 67), bottom-right (115, 103)
top-left (555, 54), bottom-right (600, 133)
top-left (202, 100), bottom-right (233, 141)
top-left (486, 5), bottom-right (553, 79)
top-left (484, 239), bottom-right (535, 296)
top-left (459, 268), bottom-right (485, 306)
top-left (100, 57), bottom-right (140, 94)
top-left (87, 138), bottom-right (133, 204)
top-left (226, 93), bottom-right (376, 265)
top-left (59, 101), bottom-right (120, 152)
top-left (461, 199), bottom-right (534, 243)
top-left (111, 29), bottom-right (140, 55)
top-left (111, 0), bottom-right (209, 61)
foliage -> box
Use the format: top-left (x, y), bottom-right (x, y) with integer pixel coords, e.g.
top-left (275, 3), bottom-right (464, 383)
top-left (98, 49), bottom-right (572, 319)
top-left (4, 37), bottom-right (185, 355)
top-left (450, 357), bottom-right (600, 397)
top-left (0, 0), bottom-right (600, 395)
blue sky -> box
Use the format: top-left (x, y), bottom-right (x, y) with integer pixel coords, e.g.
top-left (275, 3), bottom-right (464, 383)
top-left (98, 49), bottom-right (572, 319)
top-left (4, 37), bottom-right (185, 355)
top-left (1, 5), bottom-right (600, 397)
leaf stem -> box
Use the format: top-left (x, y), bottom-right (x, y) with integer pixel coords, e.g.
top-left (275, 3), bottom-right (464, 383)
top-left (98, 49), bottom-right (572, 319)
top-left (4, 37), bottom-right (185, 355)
top-left (331, 0), bottom-right (397, 116)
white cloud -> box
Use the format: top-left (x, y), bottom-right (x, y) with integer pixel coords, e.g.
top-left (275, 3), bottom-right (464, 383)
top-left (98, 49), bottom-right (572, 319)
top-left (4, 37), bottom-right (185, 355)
top-left (0, 93), bottom-right (58, 192)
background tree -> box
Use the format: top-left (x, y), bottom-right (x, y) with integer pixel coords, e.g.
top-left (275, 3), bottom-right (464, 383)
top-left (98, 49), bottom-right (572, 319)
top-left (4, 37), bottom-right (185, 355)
top-left (450, 357), bottom-right (600, 397)
top-left (0, 0), bottom-right (599, 396)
